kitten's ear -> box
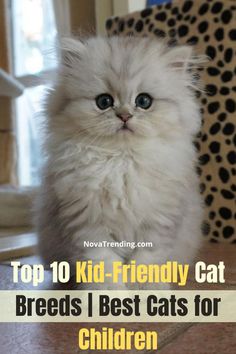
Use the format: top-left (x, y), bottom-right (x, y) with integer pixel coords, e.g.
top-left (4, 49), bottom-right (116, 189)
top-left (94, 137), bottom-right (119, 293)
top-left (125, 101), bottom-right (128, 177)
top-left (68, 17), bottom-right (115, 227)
top-left (165, 45), bottom-right (193, 72)
top-left (60, 37), bottom-right (86, 65)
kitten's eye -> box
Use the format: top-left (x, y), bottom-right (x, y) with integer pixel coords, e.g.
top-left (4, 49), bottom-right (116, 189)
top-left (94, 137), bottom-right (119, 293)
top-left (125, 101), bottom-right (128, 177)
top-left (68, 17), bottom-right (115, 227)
top-left (135, 93), bottom-right (152, 110)
top-left (96, 94), bottom-right (114, 110)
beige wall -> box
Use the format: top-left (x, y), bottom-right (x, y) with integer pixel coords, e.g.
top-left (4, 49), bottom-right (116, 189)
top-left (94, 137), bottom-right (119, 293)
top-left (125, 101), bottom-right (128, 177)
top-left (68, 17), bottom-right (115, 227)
top-left (69, 0), bottom-right (96, 34)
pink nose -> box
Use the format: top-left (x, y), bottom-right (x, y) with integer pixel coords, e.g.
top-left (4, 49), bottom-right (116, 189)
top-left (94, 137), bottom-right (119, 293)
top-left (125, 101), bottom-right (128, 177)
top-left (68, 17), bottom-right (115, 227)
top-left (116, 113), bottom-right (133, 122)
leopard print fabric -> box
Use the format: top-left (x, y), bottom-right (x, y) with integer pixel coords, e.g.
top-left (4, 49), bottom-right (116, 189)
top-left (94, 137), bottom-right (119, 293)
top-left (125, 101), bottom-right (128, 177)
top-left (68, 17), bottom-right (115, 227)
top-left (106, 0), bottom-right (236, 243)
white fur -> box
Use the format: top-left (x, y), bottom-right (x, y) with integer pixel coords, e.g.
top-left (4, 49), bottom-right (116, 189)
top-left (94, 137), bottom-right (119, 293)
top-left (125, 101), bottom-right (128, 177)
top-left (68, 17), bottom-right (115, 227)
top-left (36, 36), bottom-right (203, 289)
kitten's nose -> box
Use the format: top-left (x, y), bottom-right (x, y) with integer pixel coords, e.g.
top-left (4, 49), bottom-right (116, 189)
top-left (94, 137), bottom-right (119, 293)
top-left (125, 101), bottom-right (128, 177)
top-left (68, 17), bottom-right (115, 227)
top-left (116, 113), bottom-right (133, 122)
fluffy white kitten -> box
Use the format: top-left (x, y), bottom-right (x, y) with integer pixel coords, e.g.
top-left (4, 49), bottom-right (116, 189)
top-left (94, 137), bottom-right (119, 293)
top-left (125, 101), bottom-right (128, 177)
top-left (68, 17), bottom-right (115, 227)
top-left (36, 36), bottom-right (203, 289)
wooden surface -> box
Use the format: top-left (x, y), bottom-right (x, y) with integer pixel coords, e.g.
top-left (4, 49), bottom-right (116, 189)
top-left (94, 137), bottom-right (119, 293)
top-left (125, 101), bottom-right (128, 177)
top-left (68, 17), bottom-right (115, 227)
top-left (0, 0), bottom-right (9, 71)
top-left (0, 233), bottom-right (37, 261)
top-left (0, 0), bottom-right (16, 185)
top-left (0, 131), bottom-right (16, 185)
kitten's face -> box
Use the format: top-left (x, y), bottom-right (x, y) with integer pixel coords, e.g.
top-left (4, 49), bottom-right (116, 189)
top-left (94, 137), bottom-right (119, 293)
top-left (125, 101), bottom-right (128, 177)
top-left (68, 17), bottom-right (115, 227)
top-left (56, 37), bottom-right (201, 142)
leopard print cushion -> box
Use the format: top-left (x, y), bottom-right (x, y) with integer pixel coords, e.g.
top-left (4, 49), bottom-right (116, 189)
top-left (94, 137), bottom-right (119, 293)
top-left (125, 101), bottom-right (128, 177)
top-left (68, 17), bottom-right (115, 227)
top-left (106, 0), bottom-right (236, 243)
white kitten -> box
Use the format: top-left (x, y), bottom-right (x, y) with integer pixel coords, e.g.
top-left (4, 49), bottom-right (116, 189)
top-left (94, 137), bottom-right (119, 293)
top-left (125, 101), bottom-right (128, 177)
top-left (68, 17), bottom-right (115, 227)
top-left (36, 36), bottom-right (203, 289)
